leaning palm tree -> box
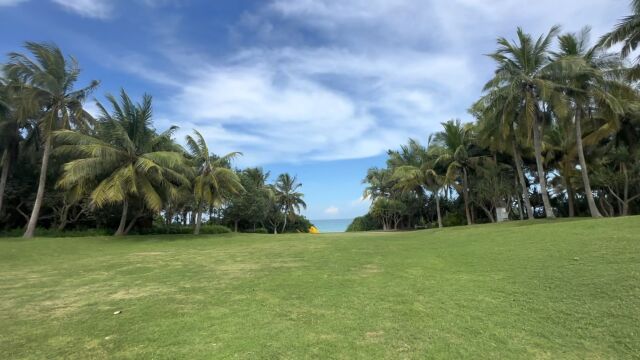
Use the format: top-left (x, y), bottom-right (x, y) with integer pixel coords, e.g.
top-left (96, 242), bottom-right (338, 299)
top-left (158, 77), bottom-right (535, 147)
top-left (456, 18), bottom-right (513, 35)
top-left (484, 26), bottom-right (564, 218)
top-left (185, 130), bottom-right (244, 235)
top-left (4, 42), bottom-right (99, 237)
top-left (429, 119), bottom-right (476, 225)
top-left (55, 90), bottom-right (190, 235)
top-left (274, 173), bottom-right (307, 233)
top-left (599, 0), bottom-right (640, 78)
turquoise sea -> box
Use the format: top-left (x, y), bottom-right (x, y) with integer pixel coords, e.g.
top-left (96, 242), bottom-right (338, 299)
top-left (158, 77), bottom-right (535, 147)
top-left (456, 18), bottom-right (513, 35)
top-left (311, 219), bottom-right (353, 233)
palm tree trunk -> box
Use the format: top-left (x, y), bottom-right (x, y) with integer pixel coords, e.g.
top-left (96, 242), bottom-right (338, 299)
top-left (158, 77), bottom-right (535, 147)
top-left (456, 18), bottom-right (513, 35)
top-left (194, 203), bottom-right (202, 235)
top-left (0, 149), bottom-right (10, 215)
top-left (515, 192), bottom-right (524, 221)
top-left (24, 136), bottom-right (53, 238)
top-left (435, 190), bottom-right (443, 228)
top-left (599, 195), bottom-right (610, 217)
top-left (480, 205), bottom-right (495, 223)
top-left (575, 109), bottom-right (602, 218)
top-left (281, 211), bottom-right (288, 234)
top-left (512, 142), bottom-right (534, 219)
top-left (566, 181), bottom-right (575, 218)
top-left (462, 167), bottom-right (472, 225)
top-left (532, 120), bottom-right (555, 218)
top-left (57, 204), bottom-right (70, 231)
top-left (115, 200), bottom-right (128, 236)
top-left (124, 214), bottom-right (140, 235)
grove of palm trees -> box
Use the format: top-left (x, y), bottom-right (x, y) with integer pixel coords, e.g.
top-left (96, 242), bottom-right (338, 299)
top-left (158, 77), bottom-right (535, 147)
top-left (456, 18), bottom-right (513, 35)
top-left (0, 44), bottom-right (310, 237)
top-left (352, 19), bottom-right (640, 231)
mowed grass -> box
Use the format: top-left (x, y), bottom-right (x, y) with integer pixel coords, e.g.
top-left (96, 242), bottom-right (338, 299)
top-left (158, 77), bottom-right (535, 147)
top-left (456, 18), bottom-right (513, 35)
top-left (1, 217), bottom-right (639, 359)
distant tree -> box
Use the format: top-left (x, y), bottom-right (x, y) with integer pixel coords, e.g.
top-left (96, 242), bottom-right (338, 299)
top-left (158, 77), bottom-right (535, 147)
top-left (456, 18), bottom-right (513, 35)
top-left (430, 119), bottom-right (477, 225)
top-left (391, 139), bottom-right (445, 228)
top-left (274, 173), bottom-right (306, 233)
top-left (185, 130), bottom-right (243, 235)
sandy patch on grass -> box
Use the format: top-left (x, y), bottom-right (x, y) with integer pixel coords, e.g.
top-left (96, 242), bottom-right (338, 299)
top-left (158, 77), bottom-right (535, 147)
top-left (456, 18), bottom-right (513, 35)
top-left (365, 330), bottom-right (385, 341)
top-left (359, 264), bottom-right (383, 276)
top-left (130, 251), bottom-right (166, 256)
top-left (110, 286), bottom-right (166, 300)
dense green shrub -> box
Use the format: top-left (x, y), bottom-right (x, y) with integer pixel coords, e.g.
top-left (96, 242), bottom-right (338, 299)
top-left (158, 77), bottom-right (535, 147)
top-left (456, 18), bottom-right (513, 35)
top-left (442, 212), bottom-right (466, 227)
top-left (199, 224), bottom-right (232, 234)
top-left (346, 213), bottom-right (381, 232)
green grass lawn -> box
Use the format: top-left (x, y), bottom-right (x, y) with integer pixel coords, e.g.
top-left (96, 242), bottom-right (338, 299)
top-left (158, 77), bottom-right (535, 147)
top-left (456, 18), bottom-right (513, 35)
top-left (1, 217), bottom-right (639, 359)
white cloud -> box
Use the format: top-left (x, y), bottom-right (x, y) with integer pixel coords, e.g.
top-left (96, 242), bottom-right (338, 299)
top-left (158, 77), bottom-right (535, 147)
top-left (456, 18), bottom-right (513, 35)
top-left (159, 46), bottom-right (473, 164)
top-left (51, 0), bottom-right (112, 19)
top-left (0, 0), bottom-right (28, 6)
top-left (324, 206), bottom-right (339, 216)
top-left (109, 0), bottom-right (629, 165)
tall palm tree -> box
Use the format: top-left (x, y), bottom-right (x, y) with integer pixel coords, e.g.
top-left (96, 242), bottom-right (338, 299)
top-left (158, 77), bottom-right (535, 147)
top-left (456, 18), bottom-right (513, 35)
top-left (552, 28), bottom-right (634, 217)
top-left (391, 139), bottom-right (445, 228)
top-left (484, 27), bottom-right (563, 218)
top-left (5, 42), bottom-right (99, 237)
top-left (429, 119), bottom-right (476, 225)
top-left (274, 173), bottom-right (306, 233)
top-left (599, 0), bottom-right (640, 78)
top-left (553, 27), bottom-right (622, 217)
top-left (55, 90), bottom-right (190, 235)
top-left (185, 130), bottom-right (243, 235)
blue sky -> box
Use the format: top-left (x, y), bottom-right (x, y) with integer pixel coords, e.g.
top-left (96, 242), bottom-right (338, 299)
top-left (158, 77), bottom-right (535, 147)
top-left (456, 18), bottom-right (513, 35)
top-left (0, 0), bottom-right (629, 220)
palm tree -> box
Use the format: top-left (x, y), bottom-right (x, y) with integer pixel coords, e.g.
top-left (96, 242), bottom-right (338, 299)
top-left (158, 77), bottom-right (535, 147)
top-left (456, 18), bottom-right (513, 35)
top-left (185, 130), bottom-right (243, 235)
top-left (274, 173), bottom-right (306, 233)
top-left (599, 0), bottom-right (640, 78)
top-left (363, 168), bottom-right (395, 201)
top-left (391, 139), bottom-right (445, 228)
top-left (5, 42), bottom-right (99, 237)
top-left (550, 28), bottom-right (623, 217)
top-left (55, 90), bottom-right (190, 235)
top-left (429, 119), bottom-right (476, 225)
top-left (473, 95), bottom-right (535, 219)
top-left (484, 27), bottom-right (563, 218)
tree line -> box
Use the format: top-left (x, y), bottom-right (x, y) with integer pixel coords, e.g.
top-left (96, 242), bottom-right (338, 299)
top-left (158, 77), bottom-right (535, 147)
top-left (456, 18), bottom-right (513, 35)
top-left (0, 43), bottom-right (309, 237)
top-left (351, 5), bottom-right (640, 231)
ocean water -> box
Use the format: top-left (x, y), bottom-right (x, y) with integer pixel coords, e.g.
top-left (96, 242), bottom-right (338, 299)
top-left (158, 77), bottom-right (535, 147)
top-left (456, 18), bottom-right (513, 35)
top-left (311, 219), bottom-right (353, 233)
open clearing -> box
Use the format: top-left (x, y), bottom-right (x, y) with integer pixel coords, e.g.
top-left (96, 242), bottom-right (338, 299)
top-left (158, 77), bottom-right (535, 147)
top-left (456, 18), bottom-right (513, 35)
top-left (1, 217), bottom-right (639, 359)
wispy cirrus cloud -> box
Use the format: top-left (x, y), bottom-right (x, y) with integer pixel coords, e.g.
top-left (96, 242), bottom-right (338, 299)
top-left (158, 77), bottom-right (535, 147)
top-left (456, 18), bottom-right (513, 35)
top-left (0, 0), bottom-right (27, 6)
top-left (51, 0), bottom-right (113, 19)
